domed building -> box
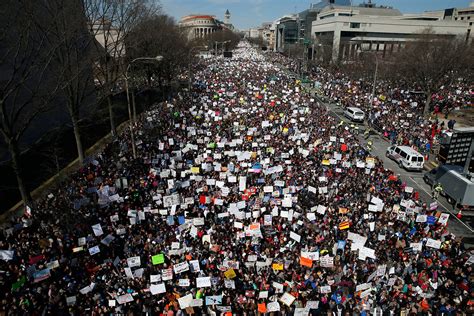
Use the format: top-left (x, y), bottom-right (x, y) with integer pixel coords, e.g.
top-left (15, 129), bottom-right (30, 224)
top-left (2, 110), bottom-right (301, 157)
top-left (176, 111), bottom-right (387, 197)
top-left (179, 15), bottom-right (220, 39)
top-left (179, 10), bottom-right (234, 40)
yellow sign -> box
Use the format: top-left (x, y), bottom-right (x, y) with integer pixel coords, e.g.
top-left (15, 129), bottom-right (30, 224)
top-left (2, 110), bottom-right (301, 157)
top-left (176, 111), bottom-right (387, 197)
top-left (322, 160), bottom-right (330, 166)
top-left (191, 167), bottom-right (200, 174)
top-left (272, 263), bottom-right (283, 271)
top-left (224, 269), bottom-right (236, 279)
top-left (338, 207), bottom-right (349, 214)
top-left (283, 128), bottom-right (289, 134)
top-left (366, 157), bottom-right (375, 164)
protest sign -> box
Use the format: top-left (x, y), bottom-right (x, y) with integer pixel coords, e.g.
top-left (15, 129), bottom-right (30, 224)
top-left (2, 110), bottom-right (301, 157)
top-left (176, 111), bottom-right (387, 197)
top-left (196, 276), bottom-right (211, 288)
top-left (150, 283), bottom-right (166, 295)
top-left (152, 254), bottom-right (165, 265)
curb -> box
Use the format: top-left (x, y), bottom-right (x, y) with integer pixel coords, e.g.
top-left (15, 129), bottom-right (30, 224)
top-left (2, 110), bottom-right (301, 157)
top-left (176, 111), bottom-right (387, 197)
top-left (0, 120), bottom-right (130, 224)
top-left (319, 95), bottom-right (439, 173)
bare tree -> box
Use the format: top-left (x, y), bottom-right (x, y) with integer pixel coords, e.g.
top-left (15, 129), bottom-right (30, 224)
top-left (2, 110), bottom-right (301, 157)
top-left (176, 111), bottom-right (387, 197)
top-left (33, 0), bottom-right (96, 165)
top-left (83, 0), bottom-right (160, 136)
top-left (127, 13), bottom-right (191, 94)
top-left (30, 0), bottom-right (160, 165)
top-left (313, 33), bottom-right (334, 65)
top-left (247, 36), bottom-right (266, 48)
top-left (0, 2), bottom-right (64, 208)
top-left (391, 30), bottom-right (472, 116)
top-left (202, 29), bottom-right (241, 52)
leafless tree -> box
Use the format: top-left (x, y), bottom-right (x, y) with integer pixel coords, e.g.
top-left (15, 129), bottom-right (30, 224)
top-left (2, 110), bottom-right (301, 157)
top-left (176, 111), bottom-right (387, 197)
top-left (31, 0), bottom-right (160, 165)
top-left (0, 2), bottom-right (64, 208)
top-left (196, 29), bottom-right (241, 53)
top-left (126, 14), bottom-right (191, 96)
top-left (247, 36), bottom-right (266, 48)
top-left (32, 0), bottom-right (97, 165)
top-left (312, 33), bottom-right (334, 65)
top-left (83, 0), bottom-right (160, 136)
top-left (390, 30), bottom-right (472, 116)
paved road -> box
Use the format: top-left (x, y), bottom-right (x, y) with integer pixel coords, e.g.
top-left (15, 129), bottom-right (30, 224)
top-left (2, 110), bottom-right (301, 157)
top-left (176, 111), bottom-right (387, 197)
top-left (318, 97), bottom-right (474, 240)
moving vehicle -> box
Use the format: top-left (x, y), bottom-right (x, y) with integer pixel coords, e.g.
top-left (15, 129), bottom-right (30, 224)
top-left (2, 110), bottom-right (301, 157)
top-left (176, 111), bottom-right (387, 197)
top-left (386, 145), bottom-right (425, 171)
top-left (343, 107), bottom-right (365, 122)
top-left (423, 165), bottom-right (474, 207)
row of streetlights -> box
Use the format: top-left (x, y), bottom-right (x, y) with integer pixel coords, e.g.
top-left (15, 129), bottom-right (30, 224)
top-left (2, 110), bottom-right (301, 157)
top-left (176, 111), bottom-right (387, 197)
top-left (295, 40), bottom-right (379, 109)
top-left (125, 56), bottom-right (163, 159)
top-left (124, 42), bottom-right (219, 159)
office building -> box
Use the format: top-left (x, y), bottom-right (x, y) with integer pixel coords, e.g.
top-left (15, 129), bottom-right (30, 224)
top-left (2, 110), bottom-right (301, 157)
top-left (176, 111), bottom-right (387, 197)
top-left (311, 1), bottom-right (473, 61)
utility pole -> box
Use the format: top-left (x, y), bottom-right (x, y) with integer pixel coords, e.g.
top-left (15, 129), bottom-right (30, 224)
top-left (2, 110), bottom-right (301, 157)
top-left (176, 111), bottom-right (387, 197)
top-left (370, 54), bottom-right (379, 107)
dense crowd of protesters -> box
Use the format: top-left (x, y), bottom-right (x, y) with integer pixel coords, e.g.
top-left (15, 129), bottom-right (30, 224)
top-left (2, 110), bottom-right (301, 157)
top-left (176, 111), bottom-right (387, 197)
top-left (266, 52), bottom-right (473, 158)
top-left (318, 73), bottom-right (471, 155)
top-left (1, 43), bottom-right (473, 315)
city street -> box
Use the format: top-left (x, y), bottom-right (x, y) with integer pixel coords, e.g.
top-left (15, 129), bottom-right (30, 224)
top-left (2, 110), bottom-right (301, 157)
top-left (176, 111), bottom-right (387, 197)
top-left (322, 100), bottom-right (474, 239)
top-left (1, 42), bottom-right (473, 314)
top-left (2, 0), bottom-right (474, 313)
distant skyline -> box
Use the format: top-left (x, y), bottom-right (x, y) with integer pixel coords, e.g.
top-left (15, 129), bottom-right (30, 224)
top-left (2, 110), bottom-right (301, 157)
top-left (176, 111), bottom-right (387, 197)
top-left (160, 0), bottom-right (472, 30)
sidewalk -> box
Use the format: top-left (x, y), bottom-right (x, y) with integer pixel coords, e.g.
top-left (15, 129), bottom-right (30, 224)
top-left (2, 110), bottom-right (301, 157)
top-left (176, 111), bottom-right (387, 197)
top-left (434, 106), bottom-right (474, 128)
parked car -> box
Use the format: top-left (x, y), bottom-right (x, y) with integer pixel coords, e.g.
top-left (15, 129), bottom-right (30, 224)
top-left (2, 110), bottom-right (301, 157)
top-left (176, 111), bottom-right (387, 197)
top-left (386, 145), bottom-right (424, 171)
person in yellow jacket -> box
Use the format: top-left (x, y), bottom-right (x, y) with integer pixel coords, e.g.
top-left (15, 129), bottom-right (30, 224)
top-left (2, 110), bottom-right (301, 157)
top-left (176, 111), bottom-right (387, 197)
top-left (432, 182), bottom-right (443, 199)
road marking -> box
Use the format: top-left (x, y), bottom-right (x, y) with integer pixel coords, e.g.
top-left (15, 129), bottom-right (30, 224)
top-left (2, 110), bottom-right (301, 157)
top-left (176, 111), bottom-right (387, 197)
top-left (409, 176), bottom-right (473, 232)
top-left (324, 99), bottom-right (473, 233)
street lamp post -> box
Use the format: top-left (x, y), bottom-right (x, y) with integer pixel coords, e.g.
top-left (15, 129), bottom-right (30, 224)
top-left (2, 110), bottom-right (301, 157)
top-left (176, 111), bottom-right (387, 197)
top-left (371, 54), bottom-right (379, 107)
top-left (125, 56), bottom-right (163, 159)
top-left (361, 50), bottom-right (379, 107)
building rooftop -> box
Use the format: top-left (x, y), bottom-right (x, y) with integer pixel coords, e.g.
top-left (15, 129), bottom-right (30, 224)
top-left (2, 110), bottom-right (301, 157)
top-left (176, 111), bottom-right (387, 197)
top-left (311, 0), bottom-right (351, 10)
top-left (181, 15), bottom-right (216, 21)
top-left (320, 4), bottom-right (402, 16)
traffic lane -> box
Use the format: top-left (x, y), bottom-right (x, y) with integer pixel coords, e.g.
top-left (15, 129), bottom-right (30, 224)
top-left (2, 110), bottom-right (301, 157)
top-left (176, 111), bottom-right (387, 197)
top-left (323, 100), bottom-right (474, 236)
top-left (367, 134), bottom-right (473, 236)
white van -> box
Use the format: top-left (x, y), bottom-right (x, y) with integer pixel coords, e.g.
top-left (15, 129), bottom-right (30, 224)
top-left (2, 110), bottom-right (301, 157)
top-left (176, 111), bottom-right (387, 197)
top-left (386, 145), bottom-right (425, 171)
top-left (343, 107), bottom-right (365, 122)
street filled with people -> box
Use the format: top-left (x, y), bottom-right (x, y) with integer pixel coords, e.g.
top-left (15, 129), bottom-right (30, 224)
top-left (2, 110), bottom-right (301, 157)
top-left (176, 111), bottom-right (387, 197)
top-left (323, 70), bottom-right (471, 152)
top-left (267, 53), bottom-right (472, 159)
top-left (1, 43), bottom-right (473, 315)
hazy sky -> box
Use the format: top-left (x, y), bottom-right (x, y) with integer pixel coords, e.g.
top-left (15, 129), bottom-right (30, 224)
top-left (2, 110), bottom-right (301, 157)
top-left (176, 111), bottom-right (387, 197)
top-left (160, 0), bottom-right (472, 30)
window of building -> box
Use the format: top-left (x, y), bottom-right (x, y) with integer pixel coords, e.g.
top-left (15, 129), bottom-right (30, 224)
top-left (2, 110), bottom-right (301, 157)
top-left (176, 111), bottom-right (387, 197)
top-left (461, 17), bottom-right (464, 20)
top-left (320, 14), bottom-right (335, 20)
top-left (350, 22), bottom-right (360, 28)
